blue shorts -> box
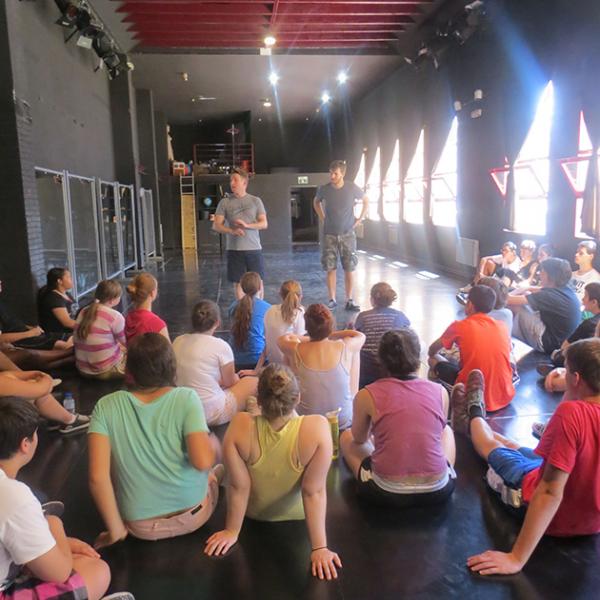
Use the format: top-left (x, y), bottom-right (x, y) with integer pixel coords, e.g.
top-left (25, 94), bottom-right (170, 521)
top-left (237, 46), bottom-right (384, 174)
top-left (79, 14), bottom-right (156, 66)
top-left (488, 447), bottom-right (543, 489)
top-left (226, 250), bottom-right (265, 283)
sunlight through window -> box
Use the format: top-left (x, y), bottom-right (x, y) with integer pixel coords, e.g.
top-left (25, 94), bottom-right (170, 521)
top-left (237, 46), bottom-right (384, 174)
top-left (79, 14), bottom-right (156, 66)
top-left (366, 147), bottom-right (381, 221)
top-left (431, 118), bottom-right (458, 227)
top-left (403, 130), bottom-right (425, 224)
top-left (383, 140), bottom-right (400, 223)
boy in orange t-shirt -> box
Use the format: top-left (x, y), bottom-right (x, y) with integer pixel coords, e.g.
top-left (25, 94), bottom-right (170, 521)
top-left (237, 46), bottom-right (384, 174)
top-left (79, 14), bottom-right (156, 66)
top-left (428, 285), bottom-right (515, 412)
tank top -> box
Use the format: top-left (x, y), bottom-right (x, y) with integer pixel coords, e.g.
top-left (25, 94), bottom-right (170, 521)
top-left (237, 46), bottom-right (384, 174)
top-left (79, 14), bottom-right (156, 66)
top-left (246, 415), bottom-right (305, 522)
top-left (293, 341), bottom-right (353, 429)
top-left (367, 378), bottom-right (447, 479)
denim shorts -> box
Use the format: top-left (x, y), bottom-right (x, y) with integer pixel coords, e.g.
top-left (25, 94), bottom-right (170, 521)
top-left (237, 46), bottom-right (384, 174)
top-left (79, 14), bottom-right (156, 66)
top-left (487, 446), bottom-right (543, 489)
top-left (321, 231), bottom-right (358, 272)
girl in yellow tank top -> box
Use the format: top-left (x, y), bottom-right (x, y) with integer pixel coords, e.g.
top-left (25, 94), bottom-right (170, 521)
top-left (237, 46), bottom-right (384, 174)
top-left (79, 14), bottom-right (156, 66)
top-left (205, 364), bottom-right (343, 580)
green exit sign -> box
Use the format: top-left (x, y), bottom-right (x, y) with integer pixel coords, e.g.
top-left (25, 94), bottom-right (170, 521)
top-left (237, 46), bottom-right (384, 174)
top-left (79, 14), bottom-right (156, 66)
top-left (297, 176), bottom-right (309, 184)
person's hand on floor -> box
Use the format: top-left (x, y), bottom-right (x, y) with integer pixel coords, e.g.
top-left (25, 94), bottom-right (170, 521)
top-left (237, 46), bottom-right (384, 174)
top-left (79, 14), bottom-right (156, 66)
top-left (310, 548), bottom-right (342, 580)
top-left (467, 550), bottom-right (524, 575)
top-left (205, 529), bottom-right (238, 556)
top-left (94, 527), bottom-right (128, 550)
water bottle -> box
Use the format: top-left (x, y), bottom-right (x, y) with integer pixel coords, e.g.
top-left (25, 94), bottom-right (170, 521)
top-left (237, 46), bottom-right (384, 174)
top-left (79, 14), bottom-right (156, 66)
top-left (63, 392), bottom-right (76, 415)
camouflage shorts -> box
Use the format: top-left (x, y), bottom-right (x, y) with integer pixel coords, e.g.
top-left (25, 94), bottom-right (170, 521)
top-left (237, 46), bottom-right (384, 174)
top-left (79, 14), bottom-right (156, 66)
top-left (321, 231), bottom-right (358, 272)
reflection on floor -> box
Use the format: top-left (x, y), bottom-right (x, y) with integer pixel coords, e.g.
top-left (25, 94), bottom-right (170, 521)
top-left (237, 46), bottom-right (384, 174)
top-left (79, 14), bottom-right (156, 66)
top-left (20, 247), bottom-right (599, 600)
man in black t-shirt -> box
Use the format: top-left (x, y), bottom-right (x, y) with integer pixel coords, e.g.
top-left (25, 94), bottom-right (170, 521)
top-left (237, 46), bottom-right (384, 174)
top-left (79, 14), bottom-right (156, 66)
top-left (507, 258), bottom-right (580, 354)
top-left (313, 160), bottom-right (368, 312)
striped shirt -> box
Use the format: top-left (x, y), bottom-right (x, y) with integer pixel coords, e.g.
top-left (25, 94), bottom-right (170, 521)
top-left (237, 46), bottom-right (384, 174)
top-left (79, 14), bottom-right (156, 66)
top-left (74, 305), bottom-right (126, 375)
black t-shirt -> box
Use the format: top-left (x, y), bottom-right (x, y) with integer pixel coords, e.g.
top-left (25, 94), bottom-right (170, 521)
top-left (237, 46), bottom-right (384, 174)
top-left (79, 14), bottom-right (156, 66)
top-left (315, 182), bottom-right (364, 235)
top-left (39, 291), bottom-right (75, 333)
top-left (567, 313), bottom-right (600, 343)
top-left (0, 300), bottom-right (27, 333)
top-left (527, 286), bottom-right (581, 353)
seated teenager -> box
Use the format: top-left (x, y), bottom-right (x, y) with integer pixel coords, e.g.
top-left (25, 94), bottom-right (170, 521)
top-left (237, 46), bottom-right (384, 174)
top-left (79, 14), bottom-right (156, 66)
top-left (508, 258), bottom-right (581, 355)
top-left (89, 333), bottom-right (220, 545)
top-left (228, 272), bottom-right (271, 370)
top-left (478, 277), bottom-right (513, 333)
top-left (278, 303), bottom-right (365, 430)
top-left (0, 370), bottom-right (89, 435)
top-left (496, 240), bottom-right (538, 289)
top-left (263, 280), bottom-right (305, 366)
top-left (454, 341), bottom-right (600, 575)
top-left (570, 240), bottom-right (600, 304)
top-left (0, 398), bottom-right (110, 600)
top-left (353, 282), bottom-right (410, 388)
top-left (204, 364), bottom-right (342, 581)
top-left (340, 329), bottom-right (456, 507)
top-left (37, 268), bottom-right (77, 335)
top-left (124, 273), bottom-right (169, 343)
top-left (73, 280), bottom-right (126, 380)
top-left (534, 282), bottom-right (600, 402)
top-left (429, 285), bottom-right (515, 412)
top-left (173, 300), bottom-right (258, 426)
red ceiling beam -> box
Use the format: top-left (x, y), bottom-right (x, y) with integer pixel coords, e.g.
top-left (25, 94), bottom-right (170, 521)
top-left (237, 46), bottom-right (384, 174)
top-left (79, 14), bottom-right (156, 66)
top-left (117, 3), bottom-right (422, 15)
top-left (136, 40), bottom-right (393, 48)
top-left (123, 14), bottom-right (413, 25)
top-left (117, 0), bottom-right (424, 4)
top-left (129, 23), bottom-right (405, 31)
top-left (132, 27), bottom-right (404, 37)
top-left (137, 34), bottom-right (397, 42)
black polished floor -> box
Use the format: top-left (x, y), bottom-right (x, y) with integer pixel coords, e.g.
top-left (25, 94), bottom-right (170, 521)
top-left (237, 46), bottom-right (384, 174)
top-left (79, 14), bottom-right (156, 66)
top-left (20, 246), bottom-right (600, 600)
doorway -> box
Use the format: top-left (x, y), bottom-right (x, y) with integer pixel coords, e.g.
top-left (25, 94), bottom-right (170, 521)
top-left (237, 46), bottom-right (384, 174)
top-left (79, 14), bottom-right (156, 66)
top-left (290, 186), bottom-right (318, 243)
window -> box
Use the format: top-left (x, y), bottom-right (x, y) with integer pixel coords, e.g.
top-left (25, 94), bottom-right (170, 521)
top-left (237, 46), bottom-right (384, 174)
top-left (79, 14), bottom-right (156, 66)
top-left (365, 147), bottom-right (381, 221)
top-left (403, 129), bottom-right (425, 224)
top-left (353, 151), bottom-right (366, 219)
top-left (560, 111), bottom-right (593, 238)
top-left (431, 117), bottom-right (458, 227)
top-left (512, 81), bottom-right (554, 235)
top-left (383, 140), bottom-right (401, 223)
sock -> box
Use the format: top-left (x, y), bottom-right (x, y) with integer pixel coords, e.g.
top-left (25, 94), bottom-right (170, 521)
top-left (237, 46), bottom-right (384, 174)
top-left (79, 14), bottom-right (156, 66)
top-left (468, 405), bottom-right (484, 420)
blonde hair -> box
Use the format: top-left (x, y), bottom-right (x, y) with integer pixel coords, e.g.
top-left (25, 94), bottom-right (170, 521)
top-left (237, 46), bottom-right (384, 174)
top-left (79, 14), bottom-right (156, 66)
top-left (78, 280), bottom-right (122, 340)
top-left (126, 273), bottom-right (157, 307)
top-left (231, 272), bottom-right (262, 349)
top-left (280, 280), bottom-right (302, 325)
top-left (257, 363), bottom-right (300, 420)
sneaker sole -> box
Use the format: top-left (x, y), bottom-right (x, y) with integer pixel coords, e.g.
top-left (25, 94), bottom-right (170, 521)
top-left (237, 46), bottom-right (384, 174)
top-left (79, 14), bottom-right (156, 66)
top-left (59, 423), bottom-right (90, 435)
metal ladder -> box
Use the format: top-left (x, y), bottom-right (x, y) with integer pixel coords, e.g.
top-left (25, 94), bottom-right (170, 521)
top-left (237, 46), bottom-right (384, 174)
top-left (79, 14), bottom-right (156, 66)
top-left (180, 175), bottom-right (197, 250)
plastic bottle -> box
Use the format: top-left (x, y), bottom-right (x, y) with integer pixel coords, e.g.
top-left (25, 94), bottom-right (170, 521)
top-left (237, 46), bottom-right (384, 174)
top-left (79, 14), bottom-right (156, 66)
top-left (63, 392), bottom-right (76, 414)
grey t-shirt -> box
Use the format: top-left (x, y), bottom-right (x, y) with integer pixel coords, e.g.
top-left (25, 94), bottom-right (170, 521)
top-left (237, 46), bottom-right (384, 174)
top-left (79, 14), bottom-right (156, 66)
top-left (315, 182), bottom-right (364, 235)
top-left (215, 193), bottom-right (266, 251)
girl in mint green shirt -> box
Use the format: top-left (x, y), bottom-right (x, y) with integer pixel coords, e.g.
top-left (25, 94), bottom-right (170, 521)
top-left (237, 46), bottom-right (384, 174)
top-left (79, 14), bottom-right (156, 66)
top-left (89, 332), bottom-right (221, 546)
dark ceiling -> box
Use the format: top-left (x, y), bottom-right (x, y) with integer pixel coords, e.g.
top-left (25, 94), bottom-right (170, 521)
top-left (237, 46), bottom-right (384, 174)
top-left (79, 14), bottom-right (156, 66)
top-left (111, 0), bottom-right (440, 53)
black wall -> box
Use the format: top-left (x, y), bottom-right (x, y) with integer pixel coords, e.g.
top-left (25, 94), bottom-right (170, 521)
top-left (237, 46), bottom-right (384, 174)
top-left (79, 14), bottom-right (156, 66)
top-left (330, 0), bottom-right (600, 275)
top-left (6, 1), bottom-right (115, 180)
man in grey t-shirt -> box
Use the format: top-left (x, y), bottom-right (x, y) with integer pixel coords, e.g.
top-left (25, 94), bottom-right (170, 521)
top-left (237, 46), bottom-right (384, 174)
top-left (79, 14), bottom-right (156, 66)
top-left (214, 167), bottom-right (268, 299)
top-left (313, 160), bottom-right (368, 311)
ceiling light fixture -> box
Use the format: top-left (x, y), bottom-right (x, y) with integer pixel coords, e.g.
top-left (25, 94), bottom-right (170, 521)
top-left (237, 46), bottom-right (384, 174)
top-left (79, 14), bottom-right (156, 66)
top-left (180, 72), bottom-right (189, 82)
top-left (264, 35), bottom-right (276, 48)
top-left (262, 99), bottom-right (272, 108)
top-left (321, 91), bottom-right (331, 104)
top-left (337, 71), bottom-right (348, 84)
top-left (268, 72), bottom-right (279, 86)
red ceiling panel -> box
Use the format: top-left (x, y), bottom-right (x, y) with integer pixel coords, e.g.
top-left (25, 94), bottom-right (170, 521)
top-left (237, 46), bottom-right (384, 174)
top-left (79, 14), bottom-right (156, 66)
top-left (111, 0), bottom-right (436, 51)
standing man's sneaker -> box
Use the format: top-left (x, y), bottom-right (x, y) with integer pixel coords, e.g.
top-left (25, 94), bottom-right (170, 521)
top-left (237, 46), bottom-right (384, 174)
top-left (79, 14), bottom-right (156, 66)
top-left (59, 414), bottom-right (90, 435)
top-left (345, 299), bottom-right (360, 312)
top-left (456, 292), bottom-right (469, 306)
top-left (327, 299), bottom-right (338, 309)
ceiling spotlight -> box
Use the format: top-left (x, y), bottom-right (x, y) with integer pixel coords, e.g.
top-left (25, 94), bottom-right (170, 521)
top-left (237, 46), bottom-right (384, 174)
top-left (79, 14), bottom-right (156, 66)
top-left (321, 91), bottom-right (331, 104)
top-left (180, 72), bottom-right (189, 82)
top-left (262, 98), bottom-right (272, 108)
top-left (264, 35), bottom-right (277, 47)
top-left (268, 72), bottom-right (279, 86)
top-left (337, 71), bottom-right (348, 84)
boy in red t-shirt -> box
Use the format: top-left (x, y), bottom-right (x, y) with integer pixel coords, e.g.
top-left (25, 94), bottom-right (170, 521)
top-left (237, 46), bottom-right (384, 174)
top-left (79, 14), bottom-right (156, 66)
top-left (453, 338), bottom-right (600, 575)
top-left (428, 285), bottom-right (515, 411)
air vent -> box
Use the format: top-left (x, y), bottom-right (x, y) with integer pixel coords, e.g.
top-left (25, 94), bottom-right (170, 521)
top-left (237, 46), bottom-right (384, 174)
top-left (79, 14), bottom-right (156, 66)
top-left (456, 237), bottom-right (479, 267)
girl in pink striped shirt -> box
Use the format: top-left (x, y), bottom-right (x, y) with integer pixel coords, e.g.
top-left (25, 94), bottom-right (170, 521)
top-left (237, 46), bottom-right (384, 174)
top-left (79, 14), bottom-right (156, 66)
top-left (74, 281), bottom-right (126, 379)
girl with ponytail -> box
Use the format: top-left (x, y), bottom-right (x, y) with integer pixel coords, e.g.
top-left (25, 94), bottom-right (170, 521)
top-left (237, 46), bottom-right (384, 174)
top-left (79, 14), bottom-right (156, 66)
top-left (38, 267), bottom-right (77, 334)
top-left (205, 364), bottom-right (342, 581)
top-left (173, 300), bottom-right (258, 426)
top-left (124, 273), bottom-right (170, 342)
top-left (228, 272), bottom-right (270, 369)
top-left (340, 328), bottom-right (457, 508)
top-left (74, 280), bottom-right (126, 379)
top-left (263, 280), bottom-right (305, 365)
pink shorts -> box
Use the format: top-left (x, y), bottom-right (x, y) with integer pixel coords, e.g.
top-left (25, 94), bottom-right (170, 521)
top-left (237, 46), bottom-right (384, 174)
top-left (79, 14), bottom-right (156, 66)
top-left (0, 571), bottom-right (87, 600)
top-left (126, 473), bottom-right (219, 541)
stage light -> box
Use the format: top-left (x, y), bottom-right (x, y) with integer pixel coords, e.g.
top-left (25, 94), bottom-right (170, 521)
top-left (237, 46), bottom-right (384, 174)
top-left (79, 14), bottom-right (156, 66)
top-left (264, 35), bottom-right (277, 47)
top-left (54, 1), bottom-right (79, 27)
top-left (337, 71), bottom-right (348, 84)
top-left (321, 91), bottom-right (331, 104)
top-left (453, 100), bottom-right (462, 111)
top-left (262, 98), bottom-right (272, 107)
top-left (268, 72), bottom-right (279, 86)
